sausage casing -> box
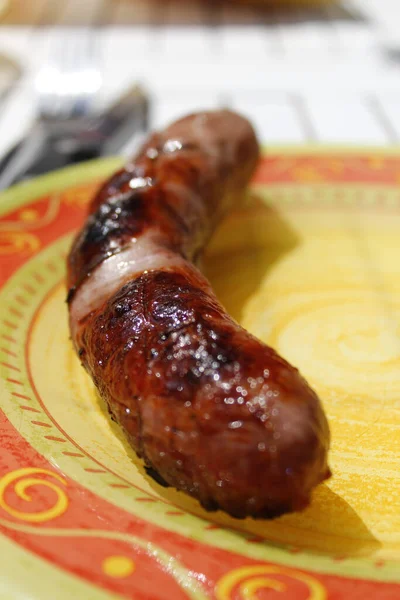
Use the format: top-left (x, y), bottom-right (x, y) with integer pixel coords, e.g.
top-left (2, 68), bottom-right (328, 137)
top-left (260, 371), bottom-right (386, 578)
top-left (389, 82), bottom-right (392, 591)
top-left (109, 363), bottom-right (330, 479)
top-left (67, 110), bottom-right (330, 518)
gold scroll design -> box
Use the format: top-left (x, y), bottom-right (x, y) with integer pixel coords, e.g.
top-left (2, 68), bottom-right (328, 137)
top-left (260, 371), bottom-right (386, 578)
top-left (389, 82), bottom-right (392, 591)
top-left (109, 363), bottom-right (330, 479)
top-left (0, 468), bottom-right (68, 523)
top-left (0, 468), bottom-right (208, 599)
top-left (0, 194), bottom-right (60, 232)
top-left (61, 182), bottom-right (100, 208)
top-left (215, 565), bottom-right (326, 600)
top-left (0, 231), bottom-right (40, 255)
top-left (0, 520), bottom-right (209, 599)
top-left (0, 194), bottom-right (61, 255)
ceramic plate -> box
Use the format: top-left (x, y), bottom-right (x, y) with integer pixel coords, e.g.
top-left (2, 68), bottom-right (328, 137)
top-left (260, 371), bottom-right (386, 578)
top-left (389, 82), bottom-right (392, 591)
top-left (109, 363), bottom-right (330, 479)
top-left (1, 149), bottom-right (400, 599)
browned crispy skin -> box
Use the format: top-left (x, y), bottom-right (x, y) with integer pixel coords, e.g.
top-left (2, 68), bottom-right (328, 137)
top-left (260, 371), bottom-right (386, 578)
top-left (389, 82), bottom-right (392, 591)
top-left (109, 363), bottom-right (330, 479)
top-left (67, 111), bottom-right (257, 298)
top-left (67, 110), bottom-right (330, 519)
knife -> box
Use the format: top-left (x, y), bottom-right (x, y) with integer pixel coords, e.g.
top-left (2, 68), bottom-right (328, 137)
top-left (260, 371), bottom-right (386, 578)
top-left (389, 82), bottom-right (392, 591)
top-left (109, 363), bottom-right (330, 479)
top-left (0, 84), bottom-right (150, 189)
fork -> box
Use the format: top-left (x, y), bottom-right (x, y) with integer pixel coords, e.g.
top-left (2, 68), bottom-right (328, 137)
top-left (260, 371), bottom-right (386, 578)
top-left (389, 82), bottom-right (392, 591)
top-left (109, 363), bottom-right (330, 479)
top-left (0, 27), bottom-right (102, 189)
top-left (36, 27), bottom-right (102, 121)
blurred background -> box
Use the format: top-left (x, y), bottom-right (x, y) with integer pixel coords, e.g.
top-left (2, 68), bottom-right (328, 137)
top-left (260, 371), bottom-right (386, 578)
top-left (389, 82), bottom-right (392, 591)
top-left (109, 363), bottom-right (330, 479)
top-left (0, 0), bottom-right (399, 184)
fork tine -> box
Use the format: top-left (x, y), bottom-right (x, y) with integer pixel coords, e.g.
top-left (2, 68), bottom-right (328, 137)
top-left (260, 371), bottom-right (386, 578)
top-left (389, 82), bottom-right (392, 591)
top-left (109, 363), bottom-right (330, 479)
top-left (36, 26), bottom-right (102, 121)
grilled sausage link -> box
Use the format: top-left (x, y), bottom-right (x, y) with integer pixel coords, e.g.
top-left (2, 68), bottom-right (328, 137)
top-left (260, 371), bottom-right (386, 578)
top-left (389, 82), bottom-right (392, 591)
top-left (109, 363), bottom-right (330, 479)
top-left (67, 110), bottom-right (330, 519)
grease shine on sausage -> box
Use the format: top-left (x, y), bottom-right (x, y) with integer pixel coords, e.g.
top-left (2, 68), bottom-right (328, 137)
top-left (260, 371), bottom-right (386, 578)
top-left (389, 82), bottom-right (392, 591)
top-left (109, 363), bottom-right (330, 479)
top-left (67, 110), bottom-right (330, 519)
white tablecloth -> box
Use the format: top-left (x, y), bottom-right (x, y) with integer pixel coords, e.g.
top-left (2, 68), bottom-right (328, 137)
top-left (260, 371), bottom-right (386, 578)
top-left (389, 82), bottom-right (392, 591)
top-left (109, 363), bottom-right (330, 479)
top-left (0, 0), bottom-right (399, 157)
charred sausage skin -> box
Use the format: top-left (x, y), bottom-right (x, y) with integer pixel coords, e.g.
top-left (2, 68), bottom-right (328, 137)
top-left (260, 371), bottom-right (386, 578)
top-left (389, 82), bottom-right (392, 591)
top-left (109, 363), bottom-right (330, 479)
top-left (67, 110), bottom-right (330, 518)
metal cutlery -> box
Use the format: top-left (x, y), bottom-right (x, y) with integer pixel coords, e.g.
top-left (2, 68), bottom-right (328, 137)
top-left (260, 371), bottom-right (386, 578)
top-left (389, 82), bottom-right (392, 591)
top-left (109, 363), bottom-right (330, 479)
top-left (0, 29), bottom-right (149, 189)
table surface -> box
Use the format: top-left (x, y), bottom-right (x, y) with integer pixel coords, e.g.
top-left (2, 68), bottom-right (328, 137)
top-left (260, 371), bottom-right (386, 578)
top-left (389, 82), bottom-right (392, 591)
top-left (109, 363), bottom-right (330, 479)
top-left (0, 0), bottom-right (400, 158)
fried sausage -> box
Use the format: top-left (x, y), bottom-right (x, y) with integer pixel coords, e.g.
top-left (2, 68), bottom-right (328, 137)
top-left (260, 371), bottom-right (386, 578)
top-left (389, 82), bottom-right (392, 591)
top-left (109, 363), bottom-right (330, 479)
top-left (67, 110), bottom-right (330, 519)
